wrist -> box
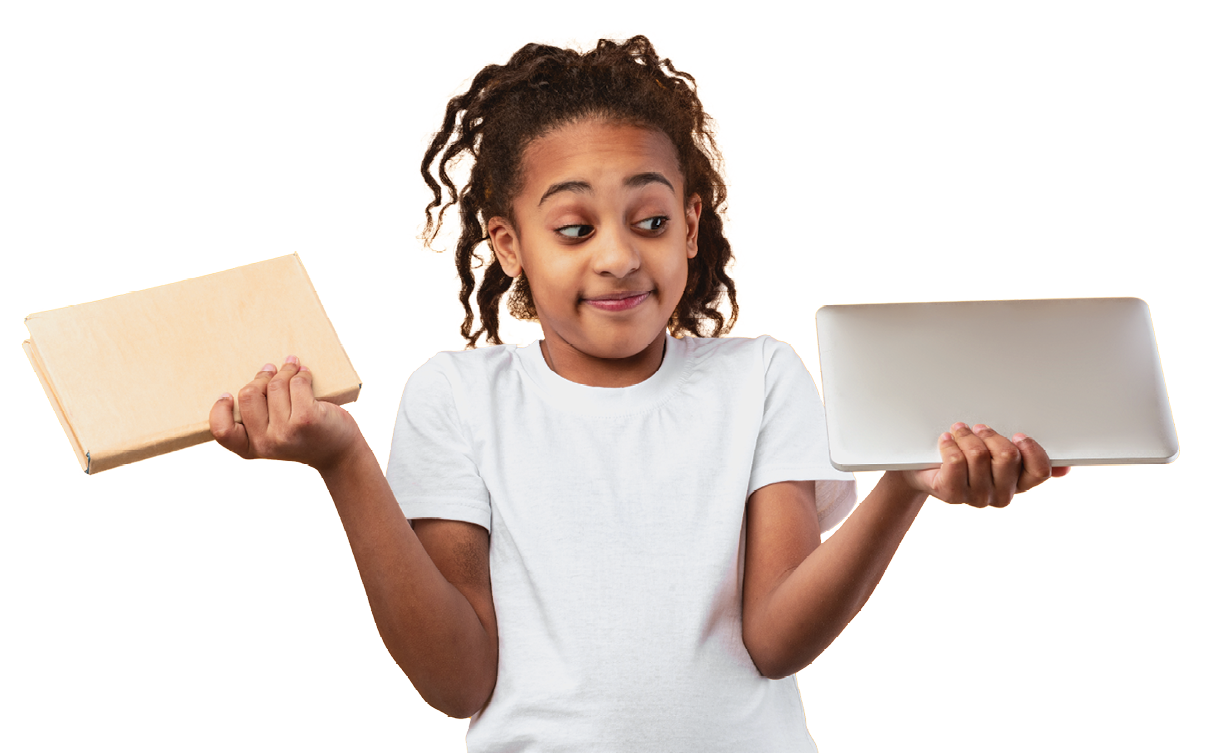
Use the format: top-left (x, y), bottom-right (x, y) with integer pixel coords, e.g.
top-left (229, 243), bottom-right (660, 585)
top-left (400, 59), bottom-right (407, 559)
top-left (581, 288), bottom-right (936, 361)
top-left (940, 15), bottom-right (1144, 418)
top-left (878, 470), bottom-right (932, 508)
top-left (313, 430), bottom-right (372, 480)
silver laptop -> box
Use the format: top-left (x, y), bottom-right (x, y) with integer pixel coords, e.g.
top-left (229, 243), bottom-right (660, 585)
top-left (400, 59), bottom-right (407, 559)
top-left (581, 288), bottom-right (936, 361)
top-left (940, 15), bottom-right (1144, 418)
top-left (815, 298), bottom-right (1179, 471)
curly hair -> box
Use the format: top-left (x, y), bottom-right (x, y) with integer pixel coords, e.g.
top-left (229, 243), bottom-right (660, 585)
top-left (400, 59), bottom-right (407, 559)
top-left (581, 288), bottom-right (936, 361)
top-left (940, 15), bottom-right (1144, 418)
top-left (421, 35), bottom-right (738, 348)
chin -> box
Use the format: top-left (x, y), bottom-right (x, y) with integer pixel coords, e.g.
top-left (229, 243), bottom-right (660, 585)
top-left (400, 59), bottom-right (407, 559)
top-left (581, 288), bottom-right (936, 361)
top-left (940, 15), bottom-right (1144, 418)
top-left (582, 328), bottom-right (665, 361)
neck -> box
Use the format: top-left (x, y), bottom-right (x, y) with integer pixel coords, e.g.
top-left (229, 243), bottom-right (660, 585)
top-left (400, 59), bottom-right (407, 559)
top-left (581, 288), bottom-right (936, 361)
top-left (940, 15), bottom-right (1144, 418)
top-left (541, 332), bottom-right (667, 388)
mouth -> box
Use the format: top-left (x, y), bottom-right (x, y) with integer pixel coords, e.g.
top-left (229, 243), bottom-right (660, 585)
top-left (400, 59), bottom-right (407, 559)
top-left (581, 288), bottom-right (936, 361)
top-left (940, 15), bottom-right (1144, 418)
top-left (581, 290), bottom-right (652, 312)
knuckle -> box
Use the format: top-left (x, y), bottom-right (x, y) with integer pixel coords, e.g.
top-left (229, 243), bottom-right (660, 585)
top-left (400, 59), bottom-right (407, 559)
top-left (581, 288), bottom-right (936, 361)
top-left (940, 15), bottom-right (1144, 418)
top-left (238, 384), bottom-right (262, 401)
top-left (995, 448), bottom-right (1020, 464)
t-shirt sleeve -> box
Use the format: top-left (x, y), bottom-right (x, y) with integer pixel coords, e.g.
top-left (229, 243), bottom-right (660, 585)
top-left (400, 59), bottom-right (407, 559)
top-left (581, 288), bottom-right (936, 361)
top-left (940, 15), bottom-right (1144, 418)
top-left (747, 337), bottom-right (858, 532)
top-left (385, 356), bottom-right (493, 532)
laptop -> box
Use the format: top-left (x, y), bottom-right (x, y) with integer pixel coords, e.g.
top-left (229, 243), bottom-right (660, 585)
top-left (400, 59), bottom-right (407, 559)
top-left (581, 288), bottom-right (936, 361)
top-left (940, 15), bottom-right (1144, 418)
top-left (815, 298), bottom-right (1179, 472)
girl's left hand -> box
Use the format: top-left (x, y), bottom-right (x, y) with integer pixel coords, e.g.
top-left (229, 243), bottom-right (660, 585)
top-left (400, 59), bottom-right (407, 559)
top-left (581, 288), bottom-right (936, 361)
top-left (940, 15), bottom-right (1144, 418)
top-left (898, 423), bottom-right (1071, 508)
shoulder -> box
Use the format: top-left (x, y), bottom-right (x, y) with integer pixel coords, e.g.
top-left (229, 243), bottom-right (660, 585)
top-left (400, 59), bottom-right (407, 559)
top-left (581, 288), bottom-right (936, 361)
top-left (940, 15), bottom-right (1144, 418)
top-left (415, 342), bottom-right (520, 377)
top-left (678, 334), bottom-right (807, 375)
top-left (397, 343), bottom-right (528, 426)
top-left (406, 343), bottom-right (523, 392)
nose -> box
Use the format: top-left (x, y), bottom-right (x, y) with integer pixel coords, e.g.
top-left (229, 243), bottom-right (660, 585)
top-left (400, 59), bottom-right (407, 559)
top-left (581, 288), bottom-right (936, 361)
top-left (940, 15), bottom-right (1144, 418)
top-left (591, 225), bottom-right (641, 278)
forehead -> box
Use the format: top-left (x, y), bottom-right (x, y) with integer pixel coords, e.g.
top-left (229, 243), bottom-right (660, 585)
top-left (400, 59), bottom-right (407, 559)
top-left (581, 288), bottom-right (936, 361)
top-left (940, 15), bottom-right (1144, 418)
top-left (517, 120), bottom-right (682, 197)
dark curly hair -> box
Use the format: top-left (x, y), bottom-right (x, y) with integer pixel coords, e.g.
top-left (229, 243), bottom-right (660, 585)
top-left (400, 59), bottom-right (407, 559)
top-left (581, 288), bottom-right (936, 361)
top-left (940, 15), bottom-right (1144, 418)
top-left (421, 35), bottom-right (738, 349)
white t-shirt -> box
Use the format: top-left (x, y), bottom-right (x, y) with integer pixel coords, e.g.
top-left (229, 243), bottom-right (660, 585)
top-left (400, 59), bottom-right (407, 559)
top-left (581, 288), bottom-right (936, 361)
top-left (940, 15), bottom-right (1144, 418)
top-left (387, 334), bottom-right (856, 752)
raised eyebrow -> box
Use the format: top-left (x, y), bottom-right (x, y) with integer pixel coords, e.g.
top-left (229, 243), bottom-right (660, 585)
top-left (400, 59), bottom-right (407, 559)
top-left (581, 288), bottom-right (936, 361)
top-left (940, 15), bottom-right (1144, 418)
top-left (538, 180), bottom-right (592, 206)
top-left (537, 172), bottom-right (676, 206)
top-left (623, 171), bottom-right (675, 193)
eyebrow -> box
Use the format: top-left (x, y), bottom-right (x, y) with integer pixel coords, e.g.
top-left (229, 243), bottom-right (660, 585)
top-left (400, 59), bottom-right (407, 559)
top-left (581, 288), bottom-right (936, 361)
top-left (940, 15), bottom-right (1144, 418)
top-left (537, 172), bottom-right (676, 206)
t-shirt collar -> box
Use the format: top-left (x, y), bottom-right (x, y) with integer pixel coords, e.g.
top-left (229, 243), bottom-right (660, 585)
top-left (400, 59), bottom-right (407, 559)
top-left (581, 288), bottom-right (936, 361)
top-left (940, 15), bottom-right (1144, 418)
top-left (515, 332), bottom-right (688, 416)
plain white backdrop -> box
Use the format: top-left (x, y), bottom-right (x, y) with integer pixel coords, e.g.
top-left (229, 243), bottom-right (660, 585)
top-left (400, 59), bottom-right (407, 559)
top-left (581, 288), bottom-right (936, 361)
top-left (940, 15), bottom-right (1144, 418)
top-left (2, 2), bottom-right (1212, 750)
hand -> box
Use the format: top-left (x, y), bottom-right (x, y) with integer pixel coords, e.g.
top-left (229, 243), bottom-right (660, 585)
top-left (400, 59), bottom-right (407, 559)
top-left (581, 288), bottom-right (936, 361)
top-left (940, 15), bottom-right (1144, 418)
top-left (209, 356), bottom-right (362, 472)
top-left (898, 423), bottom-right (1070, 508)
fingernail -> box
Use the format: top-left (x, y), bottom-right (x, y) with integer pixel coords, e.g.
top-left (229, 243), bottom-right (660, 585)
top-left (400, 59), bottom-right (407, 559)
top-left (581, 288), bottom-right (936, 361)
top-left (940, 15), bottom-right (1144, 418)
top-left (219, 392), bottom-right (232, 400)
top-left (974, 424), bottom-right (988, 432)
top-left (299, 365), bottom-right (310, 372)
top-left (1013, 433), bottom-right (1028, 443)
top-left (941, 432), bottom-right (953, 442)
top-left (952, 422), bottom-right (968, 432)
top-left (285, 355), bottom-right (298, 365)
top-left (261, 363), bottom-right (276, 372)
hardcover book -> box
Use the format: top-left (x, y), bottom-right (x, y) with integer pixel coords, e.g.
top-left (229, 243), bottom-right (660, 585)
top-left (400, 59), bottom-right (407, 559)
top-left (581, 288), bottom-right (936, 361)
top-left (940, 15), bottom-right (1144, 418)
top-left (23, 254), bottom-right (361, 473)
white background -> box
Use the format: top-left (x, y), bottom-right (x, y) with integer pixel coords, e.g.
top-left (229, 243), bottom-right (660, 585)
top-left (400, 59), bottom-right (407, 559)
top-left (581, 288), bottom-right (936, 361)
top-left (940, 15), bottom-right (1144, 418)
top-left (2, 2), bottom-right (1213, 751)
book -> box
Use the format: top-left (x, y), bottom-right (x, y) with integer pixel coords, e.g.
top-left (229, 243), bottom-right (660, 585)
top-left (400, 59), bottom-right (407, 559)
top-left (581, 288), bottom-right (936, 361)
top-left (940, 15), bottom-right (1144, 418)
top-left (23, 254), bottom-right (361, 474)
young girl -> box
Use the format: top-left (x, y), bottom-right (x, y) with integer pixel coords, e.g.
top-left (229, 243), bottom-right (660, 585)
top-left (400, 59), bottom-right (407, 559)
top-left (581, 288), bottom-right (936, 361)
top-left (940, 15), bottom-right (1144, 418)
top-left (210, 36), bottom-right (1066, 751)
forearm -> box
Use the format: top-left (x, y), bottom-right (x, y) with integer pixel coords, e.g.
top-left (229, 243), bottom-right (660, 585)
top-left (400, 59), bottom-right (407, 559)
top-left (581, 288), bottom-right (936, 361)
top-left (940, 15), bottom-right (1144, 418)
top-left (317, 437), bottom-right (496, 717)
top-left (751, 472), bottom-right (927, 678)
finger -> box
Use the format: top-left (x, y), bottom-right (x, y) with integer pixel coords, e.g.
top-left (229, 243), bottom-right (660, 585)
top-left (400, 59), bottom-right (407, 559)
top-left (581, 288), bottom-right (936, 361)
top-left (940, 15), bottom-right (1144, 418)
top-left (952, 422), bottom-right (993, 507)
top-left (266, 356), bottom-right (301, 427)
top-left (1013, 433), bottom-right (1053, 492)
top-left (935, 429), bottom-right (968, 503)
top-left (290, 363), bottom-right (317, 420)
top-left (1051, 466), bottom-right (1071, 478)
top-left (973, 424), bottom-right (1020, 507)
top-left (237, 363), bottom-right (277, 436)
top-left (209, 393), bottom-right (251, 457)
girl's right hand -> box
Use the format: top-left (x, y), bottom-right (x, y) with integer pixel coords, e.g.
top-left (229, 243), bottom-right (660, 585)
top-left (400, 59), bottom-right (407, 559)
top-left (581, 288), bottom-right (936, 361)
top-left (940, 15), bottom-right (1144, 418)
top-left (209, 356), bottom-right (362, 472)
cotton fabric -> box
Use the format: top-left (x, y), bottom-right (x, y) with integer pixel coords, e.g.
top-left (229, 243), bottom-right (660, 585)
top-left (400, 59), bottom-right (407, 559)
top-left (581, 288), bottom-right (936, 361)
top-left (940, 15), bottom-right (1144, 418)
top-left (387, 334), bottom-right (856, 752)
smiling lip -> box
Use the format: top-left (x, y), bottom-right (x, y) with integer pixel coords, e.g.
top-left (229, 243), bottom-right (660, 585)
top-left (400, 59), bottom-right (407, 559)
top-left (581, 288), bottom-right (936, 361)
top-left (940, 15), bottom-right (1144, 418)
top-left (582, 291), bottom-right (651, 312)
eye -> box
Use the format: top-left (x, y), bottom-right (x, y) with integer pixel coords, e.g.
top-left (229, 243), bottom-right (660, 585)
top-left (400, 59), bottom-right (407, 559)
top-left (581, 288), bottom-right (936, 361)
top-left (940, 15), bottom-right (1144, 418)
top-left (635, 216), bottom-right (668, 233)
top-left (557, 224), bottom-right (593, 239)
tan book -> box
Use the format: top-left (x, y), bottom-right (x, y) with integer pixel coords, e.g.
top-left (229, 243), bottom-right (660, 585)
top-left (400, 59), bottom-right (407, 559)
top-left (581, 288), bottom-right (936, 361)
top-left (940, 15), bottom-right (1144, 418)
top-left (23, 254), bottom-right (361, 474)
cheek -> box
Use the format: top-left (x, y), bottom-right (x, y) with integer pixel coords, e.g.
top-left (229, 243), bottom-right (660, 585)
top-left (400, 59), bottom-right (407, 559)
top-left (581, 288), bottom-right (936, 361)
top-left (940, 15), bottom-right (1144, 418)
top-left (662, 252), bottom-right (691, 298)
top-left (522, 260), bottom-right (578, 314)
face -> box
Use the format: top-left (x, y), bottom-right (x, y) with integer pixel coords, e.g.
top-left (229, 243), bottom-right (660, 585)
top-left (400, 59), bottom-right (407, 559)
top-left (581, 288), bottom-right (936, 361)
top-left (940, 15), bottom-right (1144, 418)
top-left (487, 119), bottom-right (701, 387)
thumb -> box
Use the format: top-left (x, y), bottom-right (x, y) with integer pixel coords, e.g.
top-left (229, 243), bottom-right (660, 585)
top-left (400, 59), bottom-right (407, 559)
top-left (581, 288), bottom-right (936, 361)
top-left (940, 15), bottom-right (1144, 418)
top-left (210, 393), bottom-right (251, 458)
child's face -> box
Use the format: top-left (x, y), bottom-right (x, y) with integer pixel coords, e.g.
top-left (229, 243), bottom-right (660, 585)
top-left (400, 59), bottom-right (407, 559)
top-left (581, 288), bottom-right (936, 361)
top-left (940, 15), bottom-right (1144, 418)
top-left (488, 119), bottom-right (700, 382)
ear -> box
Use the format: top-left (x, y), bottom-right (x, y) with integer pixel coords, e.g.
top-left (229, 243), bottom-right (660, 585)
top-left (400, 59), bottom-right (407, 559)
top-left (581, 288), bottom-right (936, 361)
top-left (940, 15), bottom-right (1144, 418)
top-left (487, 216), bottom-right (523, 277)
top-left (684, 194), bottom-right (702, 259)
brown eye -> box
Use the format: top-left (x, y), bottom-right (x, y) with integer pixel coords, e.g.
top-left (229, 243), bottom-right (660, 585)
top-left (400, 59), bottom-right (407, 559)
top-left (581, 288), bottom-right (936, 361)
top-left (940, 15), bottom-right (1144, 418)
top-left (635, 216), bottom-right (668, 232)
top-left (557, 224), bottom-right (593, 238)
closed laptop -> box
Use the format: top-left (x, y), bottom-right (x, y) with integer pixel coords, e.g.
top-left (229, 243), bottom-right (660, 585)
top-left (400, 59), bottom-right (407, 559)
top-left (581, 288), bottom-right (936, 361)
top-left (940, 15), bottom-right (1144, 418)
top-left (815, 298), bottom-right (1179, 472)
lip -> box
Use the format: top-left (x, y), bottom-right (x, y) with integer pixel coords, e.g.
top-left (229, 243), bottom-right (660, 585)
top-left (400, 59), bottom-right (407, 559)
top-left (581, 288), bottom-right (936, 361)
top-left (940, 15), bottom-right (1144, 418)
top-left (582, 291), bottom-right (652, 312)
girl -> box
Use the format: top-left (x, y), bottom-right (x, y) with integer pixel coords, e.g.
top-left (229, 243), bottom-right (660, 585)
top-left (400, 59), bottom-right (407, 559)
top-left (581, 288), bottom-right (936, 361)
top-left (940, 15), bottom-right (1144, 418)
top-left (210, 36), bottom-right (1066, 751)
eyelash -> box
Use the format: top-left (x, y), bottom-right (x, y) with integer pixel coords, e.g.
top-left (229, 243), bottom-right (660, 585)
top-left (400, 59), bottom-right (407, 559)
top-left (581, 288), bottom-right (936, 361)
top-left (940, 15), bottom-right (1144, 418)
top-left (556, 216), bottom-right (669, 239)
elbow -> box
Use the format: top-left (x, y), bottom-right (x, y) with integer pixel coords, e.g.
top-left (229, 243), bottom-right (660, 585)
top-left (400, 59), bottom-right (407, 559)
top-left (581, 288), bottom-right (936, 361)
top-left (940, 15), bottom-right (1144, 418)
top-left (743, 623), bottom-right (828, 681)
top-left (755, 650), bottom-right (829, 681)
top-left (743, 635), bottom-right (793, 681)
top-left (441, 695), bottom-right (491, 721)
top-left (752, 652), bottom-right (816, 682)
top-left (754, 660), bottom-right (790, 682)
top-left (412, 672), bottom-right (496, 720)
top-left (389, 639), bottom-right (498, 720)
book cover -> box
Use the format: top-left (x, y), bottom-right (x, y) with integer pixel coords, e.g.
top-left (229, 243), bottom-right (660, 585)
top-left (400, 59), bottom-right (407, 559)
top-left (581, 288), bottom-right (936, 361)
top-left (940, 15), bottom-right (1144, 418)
top-left (23, 254), bottom-right (361, 473)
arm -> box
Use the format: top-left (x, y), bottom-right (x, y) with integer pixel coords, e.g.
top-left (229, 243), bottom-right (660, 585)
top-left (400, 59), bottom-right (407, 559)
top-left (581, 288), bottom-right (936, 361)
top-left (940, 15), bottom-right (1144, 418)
top-left (742, 422), bottom-right (1068, 679)
top-left (209, 358), bottom-right (497, 718)
top-left (742, 474), bottom-right (924, 679)
top-left (316, 444), bottom-right (498, 718)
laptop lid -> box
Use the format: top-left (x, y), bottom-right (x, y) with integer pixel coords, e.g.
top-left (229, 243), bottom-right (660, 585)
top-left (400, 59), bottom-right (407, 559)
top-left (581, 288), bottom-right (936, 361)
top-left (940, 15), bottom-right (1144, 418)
top-left (815, 298), bottom-right (1179, 471)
